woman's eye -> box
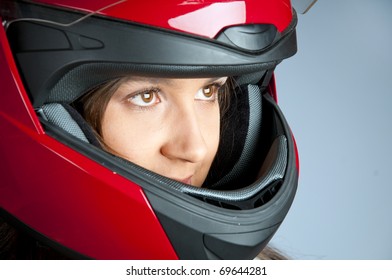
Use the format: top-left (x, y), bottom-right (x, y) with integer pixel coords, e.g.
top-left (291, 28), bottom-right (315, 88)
top-left (195, 84), bottom-right (221, 101)
top-left (128, 89), bottom-right (160, 107)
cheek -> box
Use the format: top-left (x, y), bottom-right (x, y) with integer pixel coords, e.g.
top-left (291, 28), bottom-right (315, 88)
top-left (101, 103), bottom-right (159, 162)
top-left (199, 104), bottom-right (221, 160)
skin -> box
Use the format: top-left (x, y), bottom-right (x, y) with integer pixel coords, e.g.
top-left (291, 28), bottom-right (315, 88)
top-left (101, 77), bottom-right (227, 187)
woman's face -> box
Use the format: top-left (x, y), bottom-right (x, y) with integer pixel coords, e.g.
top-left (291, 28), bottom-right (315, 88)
top-left (101, 77), bottom-right (227, 187)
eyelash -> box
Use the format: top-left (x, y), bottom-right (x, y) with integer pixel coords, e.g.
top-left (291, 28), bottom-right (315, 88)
top-left (125, 82), bottom-right (225, 110)
top-left (126, 87), bottom-right (161, 110)
top-left (199, 83), bottom-right (225, 101)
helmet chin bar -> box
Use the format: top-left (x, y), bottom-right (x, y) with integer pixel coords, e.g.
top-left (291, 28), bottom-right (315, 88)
top-left (186, 135), bottom-right (287, 210)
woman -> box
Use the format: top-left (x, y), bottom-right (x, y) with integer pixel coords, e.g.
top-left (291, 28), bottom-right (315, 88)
top-left (0, 0), bottom-right (299, 259)
top-left (80, 76), bottom-right (228, 188)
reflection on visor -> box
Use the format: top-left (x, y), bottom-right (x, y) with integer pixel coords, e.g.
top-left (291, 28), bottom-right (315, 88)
top-left (291, 0), bottom-right (318, 14)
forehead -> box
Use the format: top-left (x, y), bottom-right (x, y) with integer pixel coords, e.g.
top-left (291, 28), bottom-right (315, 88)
top-left (120, 76), bottom-right (228, 86)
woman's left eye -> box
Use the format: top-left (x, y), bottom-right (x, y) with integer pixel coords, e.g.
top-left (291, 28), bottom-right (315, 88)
top-left (195, 84), bottom-right (221, 101)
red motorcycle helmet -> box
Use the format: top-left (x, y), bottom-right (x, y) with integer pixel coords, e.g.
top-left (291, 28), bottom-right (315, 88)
top-left (0, 0), bottom-right (299, 259)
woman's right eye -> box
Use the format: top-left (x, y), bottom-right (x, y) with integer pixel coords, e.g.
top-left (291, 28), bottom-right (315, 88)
top-left (127, 89), bottom-right (161, 107)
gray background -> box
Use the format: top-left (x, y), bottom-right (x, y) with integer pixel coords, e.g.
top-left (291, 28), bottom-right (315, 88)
top-left (270, 0), bottom-right (392, 259)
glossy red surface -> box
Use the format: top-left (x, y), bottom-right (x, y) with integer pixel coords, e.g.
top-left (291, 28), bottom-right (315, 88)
top-left (33, 0), bottom-right (293, 38)
top-left (0, 21), bottom-right (177, 259)
top-left (0, 0), bottom-right (298, 259)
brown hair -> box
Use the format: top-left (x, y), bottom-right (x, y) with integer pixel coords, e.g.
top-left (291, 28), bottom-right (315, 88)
top-left (0, 218), bottom-right (69, 259)
top-left (77, 77), bottom-right (125, 150)
top-left (257, 246), bottom-right (289, 260)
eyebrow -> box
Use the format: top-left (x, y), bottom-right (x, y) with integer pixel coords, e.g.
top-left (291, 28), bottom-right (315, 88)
top-left (207, 77), bottom-right (228, 84)
top-left (124, 76), bottom-right (228, 86)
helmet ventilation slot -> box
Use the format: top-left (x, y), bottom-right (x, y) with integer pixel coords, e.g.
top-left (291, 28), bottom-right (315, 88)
top-left (194, 180), bottom-right (282, 210)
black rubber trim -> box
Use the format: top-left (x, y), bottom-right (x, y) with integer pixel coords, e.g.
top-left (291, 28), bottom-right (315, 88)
top-left (0, 208), bottom-right (90, 259)
top-left (5, 2), bottom-right (297, 106)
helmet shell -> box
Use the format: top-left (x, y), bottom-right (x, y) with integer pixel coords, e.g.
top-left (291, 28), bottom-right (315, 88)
top-left (0, 0), bottom-right (298, 259)
top-left (33, 0), bottom-right (293, 38)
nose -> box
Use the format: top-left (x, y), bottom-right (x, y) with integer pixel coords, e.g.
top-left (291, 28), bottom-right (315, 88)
top-left (160, 106), bottom-right (209, 164)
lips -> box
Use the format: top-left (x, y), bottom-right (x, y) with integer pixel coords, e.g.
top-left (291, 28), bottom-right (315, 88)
top-left (172, 176), bottom-right (192, 185)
